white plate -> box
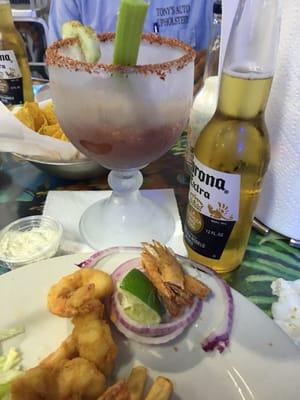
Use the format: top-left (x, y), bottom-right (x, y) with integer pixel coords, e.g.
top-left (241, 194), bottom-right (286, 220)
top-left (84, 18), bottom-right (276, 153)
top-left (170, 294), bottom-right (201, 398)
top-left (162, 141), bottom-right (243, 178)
top-left (1, 252), bottom-right (299, 400)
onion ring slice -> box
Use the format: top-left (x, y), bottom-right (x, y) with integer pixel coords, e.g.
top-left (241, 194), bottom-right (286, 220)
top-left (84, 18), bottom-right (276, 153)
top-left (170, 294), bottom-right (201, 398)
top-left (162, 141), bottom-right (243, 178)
top-left (77, 246), bottom-right (234, 353)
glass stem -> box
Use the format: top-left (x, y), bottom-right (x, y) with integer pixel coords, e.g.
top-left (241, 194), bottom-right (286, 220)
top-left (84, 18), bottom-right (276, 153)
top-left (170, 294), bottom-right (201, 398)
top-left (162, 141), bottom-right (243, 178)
top-left (108, 169), bottom-right (143, 200)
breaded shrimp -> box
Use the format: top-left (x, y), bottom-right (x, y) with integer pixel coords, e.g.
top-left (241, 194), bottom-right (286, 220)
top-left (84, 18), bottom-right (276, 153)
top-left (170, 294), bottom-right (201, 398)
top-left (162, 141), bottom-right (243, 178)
top-left (55, 358), bottom-right (107, 400)
top-left (47, 268), bottom-right (113, 318)
top-left (40, 334), bottom-right (78, 368)
top-left (12, 358), bottom-right (107, 400)
top-left (11, 365), bottom-right (57, 400)
top-left (141, 241), bottom-right (211, 317)
top-left (72, 311), bottom-right (117, 377)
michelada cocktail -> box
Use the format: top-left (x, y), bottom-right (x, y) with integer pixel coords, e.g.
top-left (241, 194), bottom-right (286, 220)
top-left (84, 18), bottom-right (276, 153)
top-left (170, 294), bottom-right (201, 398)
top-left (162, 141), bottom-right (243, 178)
top-left (46, 0), bottom-right (195, 249)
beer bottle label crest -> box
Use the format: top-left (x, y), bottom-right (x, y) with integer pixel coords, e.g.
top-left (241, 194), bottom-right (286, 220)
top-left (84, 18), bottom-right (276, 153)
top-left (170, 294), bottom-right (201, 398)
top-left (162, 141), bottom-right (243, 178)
top-left (184, 158), bottom-right (241, 259)
top-left (0, 50), bottom-right (24, 105)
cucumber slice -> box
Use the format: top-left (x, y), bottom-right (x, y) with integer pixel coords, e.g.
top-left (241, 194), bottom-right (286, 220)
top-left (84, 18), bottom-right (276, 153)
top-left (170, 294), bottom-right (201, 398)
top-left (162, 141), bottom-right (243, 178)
top-left (67, 43), bottom-right (85, 62)
top-left (61, 20), bottom-right (101, 63)
top-left (61, 20), bottom-right (82, 39)
top-left (76, 25), bottom-right (101, 63)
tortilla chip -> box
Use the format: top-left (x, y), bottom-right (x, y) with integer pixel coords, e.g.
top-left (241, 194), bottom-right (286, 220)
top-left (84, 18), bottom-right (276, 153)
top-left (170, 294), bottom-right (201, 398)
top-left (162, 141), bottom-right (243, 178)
top-left (37, 120), bottom-right (49, 134)
top-left (41, 102), bottom-right (58, 125)
top-left (14, 100), bottom-right (69, 142)
top-left (15, 107), bottom-right (35, 130)
top-left (39, 124), bottom-right (68, 141)
top-left (23, 101), bottom-right (47, 131)
top-left (39, 124), bottom-right (59, 136)
top-left (52, 128), bottom-right (68, 141)
top-left (58, 132), bottom-right (69, 141)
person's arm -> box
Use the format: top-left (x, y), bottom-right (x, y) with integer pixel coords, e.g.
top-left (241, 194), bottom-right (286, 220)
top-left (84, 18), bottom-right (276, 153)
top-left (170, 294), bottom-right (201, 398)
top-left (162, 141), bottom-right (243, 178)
top-left (47, 0), bottom-right (81, 44)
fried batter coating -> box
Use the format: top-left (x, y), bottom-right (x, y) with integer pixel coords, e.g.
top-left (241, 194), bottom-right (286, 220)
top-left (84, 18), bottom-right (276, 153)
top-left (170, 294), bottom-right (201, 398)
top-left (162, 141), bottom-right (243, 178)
top-left (141, 241), bottom-right (211, 317)
top-left (40, 334), bottom-right (78, 368)
top-left (72, 311), bottom-right (117, 377)
top-left (55, 358), bottom-right (106, 399)
top-left (11, 358), bottom-right (107, 400)
top-left (47, 269), bottom-right (113, 318)
top-left (11, 365), bottom-right (57, 400)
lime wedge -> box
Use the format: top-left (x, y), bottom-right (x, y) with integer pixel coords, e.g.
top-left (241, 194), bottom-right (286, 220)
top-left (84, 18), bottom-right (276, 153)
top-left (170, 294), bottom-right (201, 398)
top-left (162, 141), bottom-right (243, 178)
top-left (119, 269), bottom-right (163, 325)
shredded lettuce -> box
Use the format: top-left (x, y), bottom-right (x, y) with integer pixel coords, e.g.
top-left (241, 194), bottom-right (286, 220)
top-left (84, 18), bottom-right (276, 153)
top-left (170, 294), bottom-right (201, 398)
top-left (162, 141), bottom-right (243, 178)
top-left (0, 383), bottom-right (10, 400)
top-left (0, 348), bottom-right (21, 372)
top-left (0, 348), bottom-right (23, 399)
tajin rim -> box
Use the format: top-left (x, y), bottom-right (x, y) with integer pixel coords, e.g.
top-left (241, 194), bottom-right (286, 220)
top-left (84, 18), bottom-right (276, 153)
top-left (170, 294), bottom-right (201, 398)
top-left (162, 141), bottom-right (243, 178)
top-left (46, 32), bottom-right (196, 79)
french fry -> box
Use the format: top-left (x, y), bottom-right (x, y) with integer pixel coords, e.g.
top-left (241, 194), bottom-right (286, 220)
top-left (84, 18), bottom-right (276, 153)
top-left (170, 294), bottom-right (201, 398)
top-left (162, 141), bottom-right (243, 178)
top-left (97, 379), bottom-right (130, 400)
top-left (144, 376), bottom-right (173, 400)
top-left (127, 366), bottom-right (148, 400)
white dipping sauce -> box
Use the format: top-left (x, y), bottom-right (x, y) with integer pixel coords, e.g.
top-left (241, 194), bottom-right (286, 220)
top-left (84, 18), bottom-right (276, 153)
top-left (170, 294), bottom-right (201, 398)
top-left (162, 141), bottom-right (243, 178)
top-left (0, 227), bottom-right (58, 261)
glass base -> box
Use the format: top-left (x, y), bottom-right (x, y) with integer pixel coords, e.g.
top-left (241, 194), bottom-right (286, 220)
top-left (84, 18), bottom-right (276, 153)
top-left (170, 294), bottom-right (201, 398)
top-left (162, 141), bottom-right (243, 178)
top-left (79, 192), bottom-right (175, 249)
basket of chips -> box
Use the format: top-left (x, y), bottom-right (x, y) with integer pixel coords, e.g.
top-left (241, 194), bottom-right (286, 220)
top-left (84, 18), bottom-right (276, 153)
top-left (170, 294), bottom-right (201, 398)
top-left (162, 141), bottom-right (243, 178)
top-left (0, 99), bottom-right (106, 180)
top-left (15, 100), bottom-right (69, 142)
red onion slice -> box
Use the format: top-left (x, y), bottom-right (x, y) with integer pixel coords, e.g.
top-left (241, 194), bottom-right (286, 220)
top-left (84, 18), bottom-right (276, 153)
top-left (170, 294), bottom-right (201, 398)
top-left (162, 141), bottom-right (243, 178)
top-left (76, 246), bottom-right (141, 268)
top-left (110, 257), bottom-right (203, 338)
top-left (111, 300), bottom-right (185, 345)
top-left (112, 293), bottom-right (203, 337)
top-left (77, 247), bottom-right (234, 353)
top-left (110, 257), bottom-right (141, 282)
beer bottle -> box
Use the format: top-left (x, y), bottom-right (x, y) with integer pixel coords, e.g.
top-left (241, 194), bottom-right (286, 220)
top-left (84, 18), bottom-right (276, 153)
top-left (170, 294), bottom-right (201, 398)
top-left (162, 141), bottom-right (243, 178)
top-left (0, 0), bottom-right (33, 106)
top-left (184, 0), bottom-right (221, 176)
top-left (184, 0), bottom-right (281, 273)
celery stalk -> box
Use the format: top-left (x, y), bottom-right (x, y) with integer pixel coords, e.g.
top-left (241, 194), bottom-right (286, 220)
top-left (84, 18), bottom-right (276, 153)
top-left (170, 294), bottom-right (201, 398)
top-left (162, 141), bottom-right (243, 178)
top-left (113, 0), bottom-right (149, 66)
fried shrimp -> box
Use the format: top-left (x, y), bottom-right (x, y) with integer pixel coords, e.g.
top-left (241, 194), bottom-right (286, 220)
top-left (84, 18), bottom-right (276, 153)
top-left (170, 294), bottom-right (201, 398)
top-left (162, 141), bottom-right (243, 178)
top-left (40, 334), bottom-right (78, 368)
top-left (55, 358), bottom-right (107, 400)
top-left (72, 311), bottom-right (117, 377)
top-left (12, 358), bottom-right (107, 400)
top-left (141, 241), bottom-right (211, 316)
top-left (47, 268), bottom-right (113, 317)
top-left (11, 365), bottom-right (57, 400)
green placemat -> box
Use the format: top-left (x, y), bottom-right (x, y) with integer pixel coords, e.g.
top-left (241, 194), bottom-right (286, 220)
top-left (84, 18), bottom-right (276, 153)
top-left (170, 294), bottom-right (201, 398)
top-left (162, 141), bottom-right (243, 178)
top-left (226, 231), bottom-right (300, 316)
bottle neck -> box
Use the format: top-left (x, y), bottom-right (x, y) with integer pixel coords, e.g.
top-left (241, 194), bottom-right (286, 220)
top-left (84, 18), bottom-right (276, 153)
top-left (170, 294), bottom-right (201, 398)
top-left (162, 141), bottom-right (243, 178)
top-left (217, 72), bottom-right (273, 119)
top-left (203, 12), bottom-right (221, 80)
top-left (221, 0), bottom-right (280, 118)
top-left (0, 1), bottom-right (14, 29)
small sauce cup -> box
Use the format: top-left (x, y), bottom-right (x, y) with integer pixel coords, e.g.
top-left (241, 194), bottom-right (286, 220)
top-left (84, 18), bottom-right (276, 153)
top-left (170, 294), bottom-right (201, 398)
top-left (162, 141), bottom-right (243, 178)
top-left (0, 215), bottom-right (63, 269)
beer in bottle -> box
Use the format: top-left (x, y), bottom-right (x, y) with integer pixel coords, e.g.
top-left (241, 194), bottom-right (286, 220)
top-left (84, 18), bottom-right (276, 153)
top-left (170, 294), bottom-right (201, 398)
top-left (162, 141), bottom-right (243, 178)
top-left (0, 0), bottom-right (33, 106)
top-left (184, 0), bottom-right (281, 273)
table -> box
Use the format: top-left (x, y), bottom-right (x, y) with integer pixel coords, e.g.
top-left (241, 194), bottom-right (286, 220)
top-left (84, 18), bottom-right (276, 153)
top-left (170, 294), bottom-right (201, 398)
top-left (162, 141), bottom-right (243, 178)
top-left (1, 136), bottom-right (300, 317)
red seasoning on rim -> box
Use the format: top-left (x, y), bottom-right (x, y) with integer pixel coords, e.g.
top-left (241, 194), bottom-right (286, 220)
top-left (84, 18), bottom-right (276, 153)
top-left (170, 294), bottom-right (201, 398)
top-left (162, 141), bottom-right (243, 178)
top-left (45, 33), bottom-right (196, 79)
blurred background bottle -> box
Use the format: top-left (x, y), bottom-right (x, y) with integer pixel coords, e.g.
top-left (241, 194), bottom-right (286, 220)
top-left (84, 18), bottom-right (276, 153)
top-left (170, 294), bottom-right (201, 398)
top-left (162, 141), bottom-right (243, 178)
top-left (184, 0), bottom-right (281, 273)
top-left (184, 0), bottom-right (222, 177)
top-left (0, 0), bottom-right (33, 106)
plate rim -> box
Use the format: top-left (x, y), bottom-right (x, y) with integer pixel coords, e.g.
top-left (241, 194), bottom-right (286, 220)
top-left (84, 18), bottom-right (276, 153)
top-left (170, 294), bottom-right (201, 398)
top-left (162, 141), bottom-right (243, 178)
top-left (1, 252), bottom-right (299, 399)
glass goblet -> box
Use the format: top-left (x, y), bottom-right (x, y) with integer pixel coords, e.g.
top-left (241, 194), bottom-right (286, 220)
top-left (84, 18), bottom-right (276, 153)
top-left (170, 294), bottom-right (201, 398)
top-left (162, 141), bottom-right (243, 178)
top-left (46, 33), bottom-right (195, 249)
